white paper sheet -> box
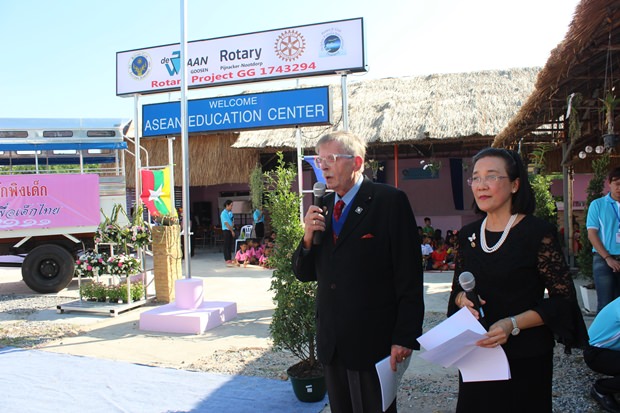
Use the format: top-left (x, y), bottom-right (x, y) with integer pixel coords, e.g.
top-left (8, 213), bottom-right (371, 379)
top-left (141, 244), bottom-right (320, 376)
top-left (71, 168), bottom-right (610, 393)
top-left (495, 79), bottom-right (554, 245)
top-left (417, 307), bottom-right (511, 382)
top-left (375, 355), bottom-right (411, 411)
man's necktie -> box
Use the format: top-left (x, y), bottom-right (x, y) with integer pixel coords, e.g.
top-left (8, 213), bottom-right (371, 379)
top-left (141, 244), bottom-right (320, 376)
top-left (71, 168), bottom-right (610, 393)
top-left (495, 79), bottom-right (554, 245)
top-left (334, 200), bottom-right (345, 222)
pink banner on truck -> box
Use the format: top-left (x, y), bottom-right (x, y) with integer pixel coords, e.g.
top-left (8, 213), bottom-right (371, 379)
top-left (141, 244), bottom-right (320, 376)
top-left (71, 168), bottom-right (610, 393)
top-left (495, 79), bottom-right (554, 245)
top-left (0, 174), bottom-right (100, 230)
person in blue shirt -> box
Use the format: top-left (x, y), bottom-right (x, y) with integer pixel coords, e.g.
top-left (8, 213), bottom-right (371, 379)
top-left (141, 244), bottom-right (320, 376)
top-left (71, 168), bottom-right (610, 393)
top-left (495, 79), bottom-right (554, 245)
top-left (220, 200), bottom-right (235, 264)
top-left (584, 296), bottom-right (620, 413)
top-left (587, 167), bottom-right (620, 312)
top-left (253, 207), bottom-right (264, 239)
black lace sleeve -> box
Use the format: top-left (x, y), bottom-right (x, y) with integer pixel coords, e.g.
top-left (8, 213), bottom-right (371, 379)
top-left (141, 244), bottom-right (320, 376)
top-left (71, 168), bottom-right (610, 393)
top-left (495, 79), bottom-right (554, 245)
top-left (535, 230), bottom-right (589, 350)
top-left (447, 235), bottom-right (465, 317)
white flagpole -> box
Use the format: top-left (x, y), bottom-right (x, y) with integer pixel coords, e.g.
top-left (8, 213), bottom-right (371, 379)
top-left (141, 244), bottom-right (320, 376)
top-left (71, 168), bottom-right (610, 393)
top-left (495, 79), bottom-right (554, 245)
top-left (180, 0), bottom-right (191, 277)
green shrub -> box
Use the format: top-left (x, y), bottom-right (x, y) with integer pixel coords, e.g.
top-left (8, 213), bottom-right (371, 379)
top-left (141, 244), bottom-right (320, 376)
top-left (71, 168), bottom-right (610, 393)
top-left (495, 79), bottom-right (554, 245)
top-left (265, 153), bottom-right (318, 368)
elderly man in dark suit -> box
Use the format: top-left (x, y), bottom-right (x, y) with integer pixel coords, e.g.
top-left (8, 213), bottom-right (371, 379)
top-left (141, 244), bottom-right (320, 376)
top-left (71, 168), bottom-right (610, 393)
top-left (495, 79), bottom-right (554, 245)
top-left (293, 131), bottom-right (424, 413)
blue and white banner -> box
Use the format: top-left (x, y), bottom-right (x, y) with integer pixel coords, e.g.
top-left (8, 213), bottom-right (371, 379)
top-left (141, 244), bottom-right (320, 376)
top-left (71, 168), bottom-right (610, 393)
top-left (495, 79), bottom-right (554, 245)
top-left (142, 86), bottom-right (331, 137)
top-left (117, 18), bottom-right (365, 96)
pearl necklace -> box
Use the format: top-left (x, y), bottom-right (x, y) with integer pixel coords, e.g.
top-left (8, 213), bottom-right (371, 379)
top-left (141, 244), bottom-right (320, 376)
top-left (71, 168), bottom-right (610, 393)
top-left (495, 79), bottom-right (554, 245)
top-left (480, 213), bottom-right (518, 253)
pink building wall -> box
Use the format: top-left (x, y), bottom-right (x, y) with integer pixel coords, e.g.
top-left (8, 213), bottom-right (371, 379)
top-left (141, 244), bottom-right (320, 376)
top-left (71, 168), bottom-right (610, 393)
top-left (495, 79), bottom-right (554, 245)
top-left (188, 158), bottom-right (598, 237)
top-left (299, 157), bottom-right (478, 235)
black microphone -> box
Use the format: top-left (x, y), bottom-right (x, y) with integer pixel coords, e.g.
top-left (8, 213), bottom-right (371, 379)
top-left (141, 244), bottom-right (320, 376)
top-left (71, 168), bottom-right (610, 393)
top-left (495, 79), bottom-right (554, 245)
top-left (458, 271), bottom-right (487, 329)
top-left (312, 182), bottom-right (327, 245)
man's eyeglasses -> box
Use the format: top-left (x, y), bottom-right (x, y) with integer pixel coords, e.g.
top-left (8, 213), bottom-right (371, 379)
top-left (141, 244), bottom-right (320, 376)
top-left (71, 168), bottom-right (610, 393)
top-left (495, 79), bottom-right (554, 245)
top-left (467, 175), bottom-right (509, 186)
top-left (314, 154), bottom-right (355, 168)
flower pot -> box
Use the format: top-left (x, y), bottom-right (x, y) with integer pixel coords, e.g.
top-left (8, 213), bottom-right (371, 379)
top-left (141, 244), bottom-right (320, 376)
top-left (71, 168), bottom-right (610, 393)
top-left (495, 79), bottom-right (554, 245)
top-left (603, 133), bottom-right (619, 151)
top-left (289, 374), bottom-right (326, 403)
top-left (580, 285), bottom-right (597, 313)
top-left (287, 362), bottom-right (326, 403)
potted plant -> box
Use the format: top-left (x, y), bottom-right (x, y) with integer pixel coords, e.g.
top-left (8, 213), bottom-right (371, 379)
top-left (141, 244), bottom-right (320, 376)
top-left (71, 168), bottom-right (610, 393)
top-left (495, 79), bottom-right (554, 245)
top-left (79, 281), bottom-right (95, 301)
top-left (106, 253), bottom-right (141, 277)
top-left (265, 153), bottom-right (326, 403)
top-left (528, 144), bottom-right (558, 228)
top-left (107, 284), bottom-right (122, 304)
top-left (75, 250), bottom-right (109, 279)
top-left (364, 158), bottom-right (384, 181)
top-left (127, 205), bottom-right (151, 249)
top-left (577, 152), bottom-right (610, 312)
top-left (92, 282), bottom-right (108, 302)
top-left (601, 91), bottom-right (620, 150)
top-left (130, 281), bottom-right (145, 302)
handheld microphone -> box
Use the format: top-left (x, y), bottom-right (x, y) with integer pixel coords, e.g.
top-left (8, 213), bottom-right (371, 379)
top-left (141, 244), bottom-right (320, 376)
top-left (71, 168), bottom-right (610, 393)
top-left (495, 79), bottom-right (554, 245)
top-left (458, 271), bottom-right (487, 329)
top-left (312, 182), bottom-right (327, 245)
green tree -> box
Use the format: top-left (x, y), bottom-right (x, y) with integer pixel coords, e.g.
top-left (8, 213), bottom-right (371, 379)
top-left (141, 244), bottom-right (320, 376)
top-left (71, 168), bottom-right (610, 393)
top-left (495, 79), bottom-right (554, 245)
top-left (265, 152), bottom-right (320, 374)
top-left (577, 153), bottom-right (610, 281)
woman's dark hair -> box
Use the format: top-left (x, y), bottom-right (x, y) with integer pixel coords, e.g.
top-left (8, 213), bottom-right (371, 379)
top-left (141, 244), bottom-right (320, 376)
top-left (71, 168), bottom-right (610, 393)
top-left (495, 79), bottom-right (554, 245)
top-left (471, 148), bottom-right (535, 215)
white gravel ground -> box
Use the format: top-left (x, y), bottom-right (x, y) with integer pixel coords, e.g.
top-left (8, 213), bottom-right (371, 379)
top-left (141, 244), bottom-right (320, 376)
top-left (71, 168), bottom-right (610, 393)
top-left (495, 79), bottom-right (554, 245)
top-left (0, 294), bottom-right (606, 413)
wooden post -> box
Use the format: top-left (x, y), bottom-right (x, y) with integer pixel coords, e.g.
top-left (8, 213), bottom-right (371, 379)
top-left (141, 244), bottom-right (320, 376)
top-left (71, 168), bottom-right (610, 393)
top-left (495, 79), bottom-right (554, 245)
top-left (151, 224), bottom-right (183, 303)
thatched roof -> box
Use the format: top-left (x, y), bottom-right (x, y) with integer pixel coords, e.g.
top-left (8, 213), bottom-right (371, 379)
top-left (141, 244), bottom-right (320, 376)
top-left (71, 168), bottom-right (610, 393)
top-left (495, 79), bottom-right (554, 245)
top-left (494, 0), bottom-right (620, 154)
top-left (123, 132), bottom-right (258, 189)
top-left (233, 68), bottom-right (539, 152)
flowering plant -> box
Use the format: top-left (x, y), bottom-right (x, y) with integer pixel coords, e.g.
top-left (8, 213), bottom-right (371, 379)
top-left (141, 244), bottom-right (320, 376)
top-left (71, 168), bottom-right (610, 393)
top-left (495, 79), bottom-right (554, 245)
top-left (75, 251), bottom-right (109, 278)
top-left (106, 253), bottom-right (141, 276)
top-left (127, 224), bottom-right (151, 248)
top-left (95, 204), bottom-right (152, 251)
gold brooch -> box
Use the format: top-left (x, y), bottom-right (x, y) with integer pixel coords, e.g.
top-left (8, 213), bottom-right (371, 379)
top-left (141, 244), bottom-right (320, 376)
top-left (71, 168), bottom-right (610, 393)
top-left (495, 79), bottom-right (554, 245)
top-left (468, 233), bottom-right (476, 248)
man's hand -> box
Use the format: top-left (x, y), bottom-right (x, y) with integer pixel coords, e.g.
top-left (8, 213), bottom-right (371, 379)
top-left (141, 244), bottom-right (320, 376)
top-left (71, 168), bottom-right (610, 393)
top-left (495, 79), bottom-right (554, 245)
top-left (606, 256), bottom-right (620, 272)
top-left (302, 205), bottom-right (326, 249)
top-left (389, 344), bottom-right (412, 372)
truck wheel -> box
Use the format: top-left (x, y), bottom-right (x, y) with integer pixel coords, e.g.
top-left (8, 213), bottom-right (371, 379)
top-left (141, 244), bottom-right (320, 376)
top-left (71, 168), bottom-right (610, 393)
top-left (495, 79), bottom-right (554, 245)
top-left (22, 245), bottom-right (75, 293)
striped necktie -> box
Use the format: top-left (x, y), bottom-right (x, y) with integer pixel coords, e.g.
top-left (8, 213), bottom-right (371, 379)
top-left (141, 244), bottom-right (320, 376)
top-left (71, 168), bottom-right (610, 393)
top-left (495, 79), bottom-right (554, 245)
top-left (334, 200), bottom-right (345, 221)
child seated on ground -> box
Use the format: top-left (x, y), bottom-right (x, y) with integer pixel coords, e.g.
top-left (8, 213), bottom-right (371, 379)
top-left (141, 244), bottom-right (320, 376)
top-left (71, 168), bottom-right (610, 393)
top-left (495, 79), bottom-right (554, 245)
top-left (421, 235), bottom-right (433, 270)
top-left (246, 238), bottom-right (263, 265)
top-left (259, 246), bottom-right (272, 269)
top-left (430, 240), bottom-right (449, 271)
top-left (234, 242), bottom-right (251, 267)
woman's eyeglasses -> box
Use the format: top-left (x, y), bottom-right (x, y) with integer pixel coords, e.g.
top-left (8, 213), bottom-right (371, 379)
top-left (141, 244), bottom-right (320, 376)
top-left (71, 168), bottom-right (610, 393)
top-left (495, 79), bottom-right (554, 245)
top-left (314, 154), bottom-right (355, 168)
top-left (467, 175), bottom-right (509, 186)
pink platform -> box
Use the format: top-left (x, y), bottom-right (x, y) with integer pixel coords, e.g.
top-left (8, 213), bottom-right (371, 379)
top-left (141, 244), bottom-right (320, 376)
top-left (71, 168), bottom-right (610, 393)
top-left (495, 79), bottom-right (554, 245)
top-left (139, 278), bottom-right (237, 334)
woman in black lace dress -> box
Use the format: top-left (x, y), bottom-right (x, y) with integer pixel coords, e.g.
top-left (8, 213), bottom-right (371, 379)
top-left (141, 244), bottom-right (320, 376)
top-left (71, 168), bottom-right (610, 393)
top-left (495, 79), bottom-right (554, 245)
top-left (447, 148), bottom-right (588, 412)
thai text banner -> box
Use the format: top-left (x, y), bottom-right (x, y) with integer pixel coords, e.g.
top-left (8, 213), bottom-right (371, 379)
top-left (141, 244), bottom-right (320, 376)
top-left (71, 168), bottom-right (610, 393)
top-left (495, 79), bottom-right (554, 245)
top-left (117, 18), bottom-right (365, 96)
top-left (0, 174), bottom-right (100, 230)
top-left (142, 86), bottom-right (331, 137)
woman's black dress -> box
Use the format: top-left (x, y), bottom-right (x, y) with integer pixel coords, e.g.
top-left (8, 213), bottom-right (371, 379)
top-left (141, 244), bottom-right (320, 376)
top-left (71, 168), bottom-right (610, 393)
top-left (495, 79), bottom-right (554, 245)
top-left (447, 215), bottom-right (588, 412)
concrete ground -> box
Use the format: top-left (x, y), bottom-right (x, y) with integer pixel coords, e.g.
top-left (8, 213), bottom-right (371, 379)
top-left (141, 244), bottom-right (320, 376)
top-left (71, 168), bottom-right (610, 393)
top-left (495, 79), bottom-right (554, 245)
top-left (0, 247), bottom-right (594, 412)
top-left (0, 246), bottom-right (454, 369)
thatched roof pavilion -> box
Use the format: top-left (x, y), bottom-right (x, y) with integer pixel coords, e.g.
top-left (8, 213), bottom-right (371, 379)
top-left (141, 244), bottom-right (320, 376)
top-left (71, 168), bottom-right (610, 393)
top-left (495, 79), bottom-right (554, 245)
top-left (494, 0), bottom-right (620, 172)
top-left (123, 131), bottom-right (258, 189)
top-left (233, 68), bottom-right (539, 159)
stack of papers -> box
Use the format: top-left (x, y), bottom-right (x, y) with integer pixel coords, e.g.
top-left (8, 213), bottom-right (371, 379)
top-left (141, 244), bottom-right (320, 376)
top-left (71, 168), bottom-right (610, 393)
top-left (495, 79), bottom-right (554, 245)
top-left (375, 355), bottom-right (411, 412)
top-left (417, 308), bottom-right (511, 382)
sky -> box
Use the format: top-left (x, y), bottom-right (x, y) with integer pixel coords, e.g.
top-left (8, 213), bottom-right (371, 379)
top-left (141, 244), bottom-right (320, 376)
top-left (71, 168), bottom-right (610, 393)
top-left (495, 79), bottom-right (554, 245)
top-left (0, 0), bottom-right (582, 119)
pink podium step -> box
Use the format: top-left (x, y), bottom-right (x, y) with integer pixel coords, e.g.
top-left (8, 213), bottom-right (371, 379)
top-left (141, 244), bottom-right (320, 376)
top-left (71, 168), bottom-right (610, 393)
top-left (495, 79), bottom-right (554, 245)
top-left (139, 278), bottom-right (237, 334)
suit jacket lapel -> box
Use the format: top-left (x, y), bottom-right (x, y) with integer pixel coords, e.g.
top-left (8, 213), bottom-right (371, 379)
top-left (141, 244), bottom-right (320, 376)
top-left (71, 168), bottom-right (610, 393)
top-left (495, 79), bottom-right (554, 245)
top-left (333, 178), bottom-right (373, 250)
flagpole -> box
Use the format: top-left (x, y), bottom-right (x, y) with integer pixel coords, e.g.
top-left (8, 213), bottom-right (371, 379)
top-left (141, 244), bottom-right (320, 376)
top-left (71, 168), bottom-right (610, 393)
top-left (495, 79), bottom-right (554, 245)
top-left (179, 0), bottom-right (191, 277)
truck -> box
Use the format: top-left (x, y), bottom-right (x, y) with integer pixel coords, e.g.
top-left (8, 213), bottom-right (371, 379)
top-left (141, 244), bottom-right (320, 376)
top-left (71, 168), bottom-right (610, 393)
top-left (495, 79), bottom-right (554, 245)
top-left (0, 119), bottom-right (131, 293)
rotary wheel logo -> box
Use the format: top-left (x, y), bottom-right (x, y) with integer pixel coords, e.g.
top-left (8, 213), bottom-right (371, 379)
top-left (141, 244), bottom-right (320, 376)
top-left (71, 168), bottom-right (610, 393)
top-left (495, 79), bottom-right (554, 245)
top-left (274, 30), bottom-right (306, 61)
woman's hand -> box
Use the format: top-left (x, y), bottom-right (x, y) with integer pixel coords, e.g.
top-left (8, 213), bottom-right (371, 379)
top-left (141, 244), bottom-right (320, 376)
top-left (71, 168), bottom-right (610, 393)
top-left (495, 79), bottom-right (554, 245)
top-left (476, 318), bottom-right (512, 348)
top-left (455, 291), bottom-right (486, 320)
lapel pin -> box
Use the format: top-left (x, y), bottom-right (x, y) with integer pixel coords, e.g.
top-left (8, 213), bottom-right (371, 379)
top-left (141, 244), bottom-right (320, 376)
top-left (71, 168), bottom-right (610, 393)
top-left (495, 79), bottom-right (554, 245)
top-left (355, 207), bottom-right (363, 214)
top-left (468, 233), bottom-right (476, 248)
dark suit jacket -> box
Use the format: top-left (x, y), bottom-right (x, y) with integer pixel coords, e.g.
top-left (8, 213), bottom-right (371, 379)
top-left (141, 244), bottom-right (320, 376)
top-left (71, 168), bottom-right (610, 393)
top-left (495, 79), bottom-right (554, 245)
top-left (292, 177), bottom-right (424, 370)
